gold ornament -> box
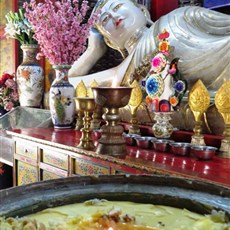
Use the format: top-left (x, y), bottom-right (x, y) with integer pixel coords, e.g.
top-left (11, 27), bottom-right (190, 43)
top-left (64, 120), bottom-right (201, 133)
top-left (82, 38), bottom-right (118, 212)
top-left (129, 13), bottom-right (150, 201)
top-left (215, 79), bottom-right (230, 157)
top-left (188, 80), bottom-right (210, 145)
top-left (75, 80), bottom-right (87, 97)
top-left (128, 80), bottom-right (143, 134)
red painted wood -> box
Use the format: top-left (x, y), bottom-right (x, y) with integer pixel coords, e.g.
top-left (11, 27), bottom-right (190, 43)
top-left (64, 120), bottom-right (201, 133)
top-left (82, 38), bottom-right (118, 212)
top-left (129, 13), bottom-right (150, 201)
top-left (8, 128), bottom-right (230, 187)
top-left (151, 0), bottom-right (178, 21)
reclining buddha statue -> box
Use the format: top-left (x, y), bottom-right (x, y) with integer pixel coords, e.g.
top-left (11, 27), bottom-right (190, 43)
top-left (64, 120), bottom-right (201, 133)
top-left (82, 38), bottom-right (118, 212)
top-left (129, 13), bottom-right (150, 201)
top-left (69, 0), bottom-right (230, 135)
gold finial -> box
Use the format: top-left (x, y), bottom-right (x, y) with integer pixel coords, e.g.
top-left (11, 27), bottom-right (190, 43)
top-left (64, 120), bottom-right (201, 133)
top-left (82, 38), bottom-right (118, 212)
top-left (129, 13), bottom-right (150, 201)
top-left (188, 80), bottom-right (210, 145)
top-left (75, 80), bottom-right (87, 97)
top-left (215, 79), bottom-right (230, 156)
top-left (87, 79), bottom-right (99, 97)
top-left (128, 80), bottom-right (143, 134)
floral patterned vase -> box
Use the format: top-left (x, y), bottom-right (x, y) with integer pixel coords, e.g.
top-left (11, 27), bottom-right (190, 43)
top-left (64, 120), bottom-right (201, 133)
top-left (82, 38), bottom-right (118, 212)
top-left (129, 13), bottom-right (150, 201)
top-left (16, 44), bottom-right (44, 107)
top-left (152, 112), bottom-right (174, 138)
top-left (49, 65), bottom-right (75, 129)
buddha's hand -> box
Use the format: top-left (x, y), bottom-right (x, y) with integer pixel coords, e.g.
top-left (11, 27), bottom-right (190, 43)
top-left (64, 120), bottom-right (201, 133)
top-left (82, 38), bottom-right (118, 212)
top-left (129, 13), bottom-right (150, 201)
top-left (88, 28), bottom-right (107, 52)
top-left (69, 28), bottom-right (107, 77)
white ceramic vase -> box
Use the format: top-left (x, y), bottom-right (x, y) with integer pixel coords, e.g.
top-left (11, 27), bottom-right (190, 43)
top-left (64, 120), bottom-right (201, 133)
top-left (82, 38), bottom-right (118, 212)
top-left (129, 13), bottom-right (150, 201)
top-left (16, 44), bottom-right (44, 107)
top-left (49, 65), bottom-right (75, 129)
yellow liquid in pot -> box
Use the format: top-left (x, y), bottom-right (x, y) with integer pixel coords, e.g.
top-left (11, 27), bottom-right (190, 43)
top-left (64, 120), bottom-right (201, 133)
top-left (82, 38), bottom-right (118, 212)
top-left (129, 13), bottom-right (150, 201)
top-left (1, 200), bottom-right (229, 230)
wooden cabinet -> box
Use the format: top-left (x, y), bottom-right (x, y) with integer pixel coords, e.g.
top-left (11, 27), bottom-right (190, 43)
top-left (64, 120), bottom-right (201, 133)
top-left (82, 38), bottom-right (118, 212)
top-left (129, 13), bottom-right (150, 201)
top-left (8, 128), bottom-right (230, 188)
top-left (12, 137), bottom-right (121, 186)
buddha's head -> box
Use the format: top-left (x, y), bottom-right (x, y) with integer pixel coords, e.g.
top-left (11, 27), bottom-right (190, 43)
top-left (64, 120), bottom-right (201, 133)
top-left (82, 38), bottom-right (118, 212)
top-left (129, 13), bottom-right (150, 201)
top-left (93, 0), bottom-right (151, 55)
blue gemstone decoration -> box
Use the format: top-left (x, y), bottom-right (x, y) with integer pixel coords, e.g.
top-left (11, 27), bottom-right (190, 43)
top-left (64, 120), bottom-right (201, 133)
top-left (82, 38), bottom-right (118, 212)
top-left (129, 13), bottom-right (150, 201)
top-left (146, 76), bottom-right (160, 96)
top-left (141, 80), bottom-right (146, 87)
top-left (174, 80), bottom-right (185, 93)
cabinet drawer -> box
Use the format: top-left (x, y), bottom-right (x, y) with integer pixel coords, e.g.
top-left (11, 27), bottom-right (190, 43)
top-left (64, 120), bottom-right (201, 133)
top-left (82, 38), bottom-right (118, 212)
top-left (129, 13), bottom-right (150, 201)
top-left (15, 141), bottom-right (38, 160)
top-left (17, 161), bottom-right (38, 186)
top-left (75, 158), bottom-right (110, 175)
top-left (42, 170), bottom-right (63, 181)
top-left (42, 149), bottom-right (68, 170)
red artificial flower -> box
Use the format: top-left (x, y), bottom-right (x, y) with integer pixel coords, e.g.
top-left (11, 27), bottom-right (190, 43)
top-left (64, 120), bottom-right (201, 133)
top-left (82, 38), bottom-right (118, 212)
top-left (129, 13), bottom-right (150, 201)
top-left (0, 73), bottom-right (14, 87)
top-left (158, 29), bottom-right (170, 40)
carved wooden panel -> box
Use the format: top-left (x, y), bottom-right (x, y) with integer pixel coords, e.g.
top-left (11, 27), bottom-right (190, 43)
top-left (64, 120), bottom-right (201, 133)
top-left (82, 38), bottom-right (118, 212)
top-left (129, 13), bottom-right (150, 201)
top-left (17, 161), bottom-right (38, 185)
top-left (75, 158), bottom-right (110, 175)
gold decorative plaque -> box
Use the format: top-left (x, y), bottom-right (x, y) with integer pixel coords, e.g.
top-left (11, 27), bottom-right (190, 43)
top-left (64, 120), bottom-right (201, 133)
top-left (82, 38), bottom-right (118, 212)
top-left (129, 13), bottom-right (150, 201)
top-left (75, 80), bottom-right (87, 97)
top-left (88, 80), bottom-right (102, 130)
top-left (188, 80), bottom-right (210, 145)
top-left (75, 80), bottom-right (87, 130)
top-left (87, 79), bottom-right (98, 97)
top-left (128, 80), bottom-right (143, 134)
top-left (215, 79), bottom-right (230, 157)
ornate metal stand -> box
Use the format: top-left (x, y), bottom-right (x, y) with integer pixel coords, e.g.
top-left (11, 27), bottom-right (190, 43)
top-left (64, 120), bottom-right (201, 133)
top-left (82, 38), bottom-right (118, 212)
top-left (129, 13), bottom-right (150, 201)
top-left (74, 97), bottom-right (96, 150)
top-left (90, 105), bottom-right (103, 130)
top-left (92, 87), bottom-right (132, 156)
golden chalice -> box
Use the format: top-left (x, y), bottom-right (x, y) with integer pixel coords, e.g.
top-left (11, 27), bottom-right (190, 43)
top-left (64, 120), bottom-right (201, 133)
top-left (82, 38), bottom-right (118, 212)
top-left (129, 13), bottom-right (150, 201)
top-left (92, 87), bottom-right (133, 157)
top-left (74, 97), bottom-right (96, 150)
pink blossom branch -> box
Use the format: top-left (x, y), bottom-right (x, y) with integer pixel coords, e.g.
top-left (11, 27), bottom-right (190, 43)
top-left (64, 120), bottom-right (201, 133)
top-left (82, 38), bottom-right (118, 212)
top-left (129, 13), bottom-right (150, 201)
top-left (24, 0), bottom-right (98, 65)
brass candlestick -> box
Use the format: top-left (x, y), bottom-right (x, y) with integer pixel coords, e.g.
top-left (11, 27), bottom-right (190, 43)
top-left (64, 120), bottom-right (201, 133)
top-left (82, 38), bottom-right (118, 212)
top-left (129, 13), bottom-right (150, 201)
top-left (74, 97), bottom-right (96, 150)
top-left (188, 80), bottom-right (210, 145)
top-left (215, 79), bottom-right (230, 157)
top-left (92, 87), bottom-right (132, 157)
top-left (128, 80), bottom-right (142, 135)
top-left (75, 80), bottom-right (87, 130)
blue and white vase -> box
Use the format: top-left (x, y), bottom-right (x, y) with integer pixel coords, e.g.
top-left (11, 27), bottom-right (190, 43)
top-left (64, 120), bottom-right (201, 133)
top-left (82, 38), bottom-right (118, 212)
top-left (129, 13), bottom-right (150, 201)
top-left (49, 65), bottom-right (75, 129)
top-left (16, 44), bottom-right (44, 107)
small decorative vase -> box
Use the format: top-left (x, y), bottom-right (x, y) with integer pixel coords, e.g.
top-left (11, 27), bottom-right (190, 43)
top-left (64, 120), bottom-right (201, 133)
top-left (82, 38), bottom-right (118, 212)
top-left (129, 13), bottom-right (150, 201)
top-left (16, 44), bottom-right (44, 107)
top-left (152, 112), bottom-right (174, 138)
top-left (49, 65), bottom-right (75, 129)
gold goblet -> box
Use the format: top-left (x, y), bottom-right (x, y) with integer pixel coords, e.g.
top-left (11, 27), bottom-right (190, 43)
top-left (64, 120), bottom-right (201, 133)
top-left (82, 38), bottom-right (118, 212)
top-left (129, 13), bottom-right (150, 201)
top-left (215, 79), bottom-right (230, 157)
top-left (92, 87), bottom-right (133, 157)
top-left (188, 80), bottom-right (210, 145)
top-left (74, 97), bottom-right (96, 150)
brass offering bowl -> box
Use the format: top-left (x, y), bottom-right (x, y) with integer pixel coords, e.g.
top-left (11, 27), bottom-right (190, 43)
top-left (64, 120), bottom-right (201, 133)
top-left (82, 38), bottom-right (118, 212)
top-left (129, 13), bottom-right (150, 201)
top-left (74, 97), bottom-right (96, 150)
top-left (170, 142), bottom-right (191, 156)
top-left (134, 136), bottom-right (154, 149)
top-left (152, 139), bottom-right (174, 152)
top-left (191, 145), bottom-right (218, 160)
top-left (92, 87), bottom-right (132, 156)
top-left (123, 133), bottom-right (141, 146)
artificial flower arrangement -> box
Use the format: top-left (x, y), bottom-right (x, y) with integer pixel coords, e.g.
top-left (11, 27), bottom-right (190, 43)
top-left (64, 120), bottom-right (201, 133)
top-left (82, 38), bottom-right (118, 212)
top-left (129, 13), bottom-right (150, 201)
top-left (143, 29), bottom-right (187, 112)
top-left (4, 8), bottom-right (37, 45)
top-left (0, 73), bottom-right (20, 113)
top-left (23, 0), bottom-right (98, 65)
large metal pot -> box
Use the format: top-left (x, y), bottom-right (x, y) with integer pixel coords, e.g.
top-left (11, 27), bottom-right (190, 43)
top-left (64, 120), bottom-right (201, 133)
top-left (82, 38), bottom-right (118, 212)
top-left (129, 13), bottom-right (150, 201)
top-left (0, 175), bottom-right (230, 219)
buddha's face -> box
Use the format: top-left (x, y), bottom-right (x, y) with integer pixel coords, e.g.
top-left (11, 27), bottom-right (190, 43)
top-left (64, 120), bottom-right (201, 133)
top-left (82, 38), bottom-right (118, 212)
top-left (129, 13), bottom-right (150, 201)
top-left (97, 0), bottom-right (147, 49)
